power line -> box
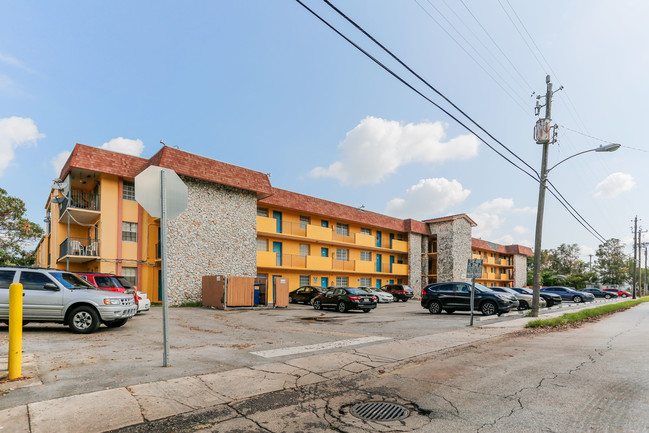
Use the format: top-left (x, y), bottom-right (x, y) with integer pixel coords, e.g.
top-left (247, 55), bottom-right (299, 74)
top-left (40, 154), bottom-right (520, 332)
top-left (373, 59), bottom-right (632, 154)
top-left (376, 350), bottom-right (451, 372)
top-left (295, 0), bottom-right (539, 184)
top-left (296, 0), bottom-right (610, 244)
top-left (546, 180), bottom-right (607, 243)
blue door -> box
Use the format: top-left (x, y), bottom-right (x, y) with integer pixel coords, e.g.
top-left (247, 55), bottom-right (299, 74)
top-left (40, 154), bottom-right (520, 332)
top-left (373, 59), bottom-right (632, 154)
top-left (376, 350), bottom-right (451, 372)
top-left (376, 254), bottom-right (382, 272)
top-left (321, 277), bottom-right (328, 288)
top-left (376, 231), bottom-right (382, 247)
top-left (273, 211), bottom-right (282, 233)
top-left (389, 233), bottom-right (395, 248)
top-left (273, 242), bottom-right (282, 266)
top-left (376, 279), bottom-right (382, 288)
top-left (390, 255), bottom-right (395, 273)
top-left (321, 247), bottom-right (329, 257)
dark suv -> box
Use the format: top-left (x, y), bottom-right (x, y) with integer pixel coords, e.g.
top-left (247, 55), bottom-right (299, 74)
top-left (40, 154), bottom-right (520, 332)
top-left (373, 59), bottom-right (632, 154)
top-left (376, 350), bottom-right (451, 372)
top-left (421, 282), bottom-right (517, 316)
top-left (380, 284), bottom-right (414, 302)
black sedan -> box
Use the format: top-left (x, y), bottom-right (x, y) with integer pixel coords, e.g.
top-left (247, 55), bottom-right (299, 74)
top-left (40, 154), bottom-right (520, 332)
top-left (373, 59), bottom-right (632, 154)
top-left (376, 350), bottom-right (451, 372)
top-left (313, 287), bottom-right (377, 313)
top-left (421, 282), bottom-right (517, 316)
top-left (581, 288), bottom-right (618, 299)
top-left (511, 287), bottom-right (562, 307)
top-left (289, 286), bottom-right (326, 305)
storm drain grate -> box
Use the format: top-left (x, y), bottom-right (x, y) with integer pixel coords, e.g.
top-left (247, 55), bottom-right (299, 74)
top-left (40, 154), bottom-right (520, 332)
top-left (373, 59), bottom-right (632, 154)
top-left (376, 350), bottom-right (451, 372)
top-left (350, 402), bottom-right (410, 422)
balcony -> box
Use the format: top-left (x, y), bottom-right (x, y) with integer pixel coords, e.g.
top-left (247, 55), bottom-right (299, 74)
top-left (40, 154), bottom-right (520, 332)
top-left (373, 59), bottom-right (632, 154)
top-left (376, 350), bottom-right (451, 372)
top-left (58, 190), bottom-right (101, 225)
top-left (58, 237), bottom-right (100, 263)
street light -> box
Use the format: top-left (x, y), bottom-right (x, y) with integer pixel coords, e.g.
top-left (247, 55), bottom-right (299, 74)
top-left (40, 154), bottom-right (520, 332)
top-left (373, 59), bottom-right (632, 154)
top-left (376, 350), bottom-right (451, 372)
top-left (530, 142), bottom-right (621, 317)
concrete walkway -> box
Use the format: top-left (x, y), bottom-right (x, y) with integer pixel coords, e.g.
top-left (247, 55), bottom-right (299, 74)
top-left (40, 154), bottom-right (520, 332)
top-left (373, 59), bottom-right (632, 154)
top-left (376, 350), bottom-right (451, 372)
top-left (0, 299), bottom-right (624, 433)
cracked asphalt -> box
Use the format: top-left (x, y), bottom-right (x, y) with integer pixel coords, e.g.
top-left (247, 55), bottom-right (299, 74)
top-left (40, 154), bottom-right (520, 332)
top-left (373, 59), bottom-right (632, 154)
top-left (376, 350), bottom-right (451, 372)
top-left (106, 303), bottom-right (649, 433)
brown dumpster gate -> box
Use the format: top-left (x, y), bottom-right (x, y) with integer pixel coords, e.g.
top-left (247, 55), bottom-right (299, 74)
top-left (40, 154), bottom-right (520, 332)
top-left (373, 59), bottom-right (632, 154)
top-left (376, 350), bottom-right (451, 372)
top-left (202, 275), bottom-right (288, 309)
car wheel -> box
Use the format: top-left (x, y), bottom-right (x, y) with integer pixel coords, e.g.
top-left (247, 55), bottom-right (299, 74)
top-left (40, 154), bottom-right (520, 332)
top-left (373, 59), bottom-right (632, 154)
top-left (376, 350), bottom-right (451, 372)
top-left (444, 309), bottom-right (455, 314)
top-left (428, 300), bottom-right (442, 314)
top-left (622, 294), bottom-right (628, 298)
top-left (68, 306), bottom-right (100, 334)
top-left (313, 300), bottom-right (322, 310)
top-left (104, 318), bottom-right (128, 328)
top-left (337, 301), bottom-right (347, 313)
top-left (480, 301), bottom-right (497, 316)
top-left (402, 298), bottom-right (409, 302)
top-left (604, 294), bottom-right (611, 299)
top-left (361, 309), bottom-right (371, 313)
top-left (545, 299), bottom-right (554, 307)
top-left (572, 295), bottom-right (583, 303)
top-left (518, 300), bottom-right (529, 310)
top-left (289, 296), bottom-right (295, 304)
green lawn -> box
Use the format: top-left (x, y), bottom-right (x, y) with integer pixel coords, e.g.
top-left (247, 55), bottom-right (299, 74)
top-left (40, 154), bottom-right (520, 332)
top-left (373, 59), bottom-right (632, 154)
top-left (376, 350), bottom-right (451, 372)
top-left (525, 297), bottom-right (649, 328)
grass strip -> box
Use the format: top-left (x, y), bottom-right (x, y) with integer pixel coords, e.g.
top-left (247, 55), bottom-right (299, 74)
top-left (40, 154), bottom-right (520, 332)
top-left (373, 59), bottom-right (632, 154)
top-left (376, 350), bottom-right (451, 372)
top-left (525, 297), bottom-right (649, 328)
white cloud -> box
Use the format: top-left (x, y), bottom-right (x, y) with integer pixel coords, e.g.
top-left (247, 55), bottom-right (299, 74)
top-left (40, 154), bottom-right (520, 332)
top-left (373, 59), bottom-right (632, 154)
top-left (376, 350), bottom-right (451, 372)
top-left (470, 198), bottom-right (514, 239)
top-left (513, 225), bottom-right (529, 236)
top-left (101, 137), bottom-right (144, 156)
top-left (513, 206), bottom-right (536, 214)
top-left (594, 172), bottom-right (635, 198)
top-left (0, 53), bottom-right (32, 72)
top-left (310, 116), bottom-right (479, 185)
top-left (0, 116), bottom-right (45, 177)
top-left (51, 151), bottom-right (71, 176)
top-left (385, 178), bottom-right (470, 219)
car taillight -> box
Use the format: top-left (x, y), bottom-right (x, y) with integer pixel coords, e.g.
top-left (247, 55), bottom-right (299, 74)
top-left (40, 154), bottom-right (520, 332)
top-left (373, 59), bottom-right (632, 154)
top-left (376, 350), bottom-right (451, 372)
top-left (372, 296), bottom-right (377, 301)
top-left (349, 296), bottom-right (361, 300)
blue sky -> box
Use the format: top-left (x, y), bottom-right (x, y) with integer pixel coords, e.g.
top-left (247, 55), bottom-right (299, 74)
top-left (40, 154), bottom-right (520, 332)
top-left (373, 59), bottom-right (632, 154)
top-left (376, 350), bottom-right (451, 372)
top-left (1, 1), bottom-right (647, 260)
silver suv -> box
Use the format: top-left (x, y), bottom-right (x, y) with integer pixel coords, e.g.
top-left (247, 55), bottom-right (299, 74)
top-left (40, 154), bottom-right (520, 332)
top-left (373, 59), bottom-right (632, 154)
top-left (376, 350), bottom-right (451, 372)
top-left (0, 267), bottom-right (137, 334)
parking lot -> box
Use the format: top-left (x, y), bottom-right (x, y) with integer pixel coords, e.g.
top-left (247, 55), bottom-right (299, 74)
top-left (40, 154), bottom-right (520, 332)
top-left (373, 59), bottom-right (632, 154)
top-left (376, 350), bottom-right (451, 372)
top-left (0, 296), bottom-right (620, 410)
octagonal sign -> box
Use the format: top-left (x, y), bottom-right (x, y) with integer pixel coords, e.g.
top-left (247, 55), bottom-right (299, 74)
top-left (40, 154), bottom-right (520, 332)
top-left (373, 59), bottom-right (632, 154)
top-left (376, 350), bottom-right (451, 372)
top-left (135, 166), bottom-right (188, 219)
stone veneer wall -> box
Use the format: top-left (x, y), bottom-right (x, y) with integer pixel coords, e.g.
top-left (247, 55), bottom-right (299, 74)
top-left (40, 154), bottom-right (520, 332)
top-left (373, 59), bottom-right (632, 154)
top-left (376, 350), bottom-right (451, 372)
top-left (427, 219), bottom-right (473, 282)
top-left (407, 232), bottom-right (423, 296)
top-left (512, 254), bottom-right (529, 288)
top-left (166, 177), bottom-right (257, 305)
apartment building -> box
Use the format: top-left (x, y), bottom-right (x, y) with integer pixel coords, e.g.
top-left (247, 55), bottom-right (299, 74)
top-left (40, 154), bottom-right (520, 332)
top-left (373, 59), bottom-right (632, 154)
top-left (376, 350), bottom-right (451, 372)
top-left (471, 239), bottom-right (532, 288)
top-left (34, 143), bottom-right (532, 304)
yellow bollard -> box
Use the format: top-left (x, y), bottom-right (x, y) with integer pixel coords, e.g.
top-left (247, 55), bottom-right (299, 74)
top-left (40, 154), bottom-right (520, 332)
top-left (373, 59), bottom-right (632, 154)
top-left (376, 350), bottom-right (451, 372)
top-left (8, 282), bottom-right (23, 380)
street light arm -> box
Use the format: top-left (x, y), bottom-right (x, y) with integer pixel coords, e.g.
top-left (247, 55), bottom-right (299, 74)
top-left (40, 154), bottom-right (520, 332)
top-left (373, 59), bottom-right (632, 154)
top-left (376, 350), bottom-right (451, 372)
top-left (546, 143), bottom-right (621, 174)
top-left (547, 149), bottom-right (595, 173)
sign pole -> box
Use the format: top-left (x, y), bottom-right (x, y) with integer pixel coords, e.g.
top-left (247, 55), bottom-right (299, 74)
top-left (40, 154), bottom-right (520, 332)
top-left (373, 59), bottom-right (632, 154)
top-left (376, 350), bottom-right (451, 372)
top-left (161, 170), bottom-right (170, 367)
top-left (470, 277), bottom-right (476, 327)
top-left (466, 258), bottom-right (483, 327)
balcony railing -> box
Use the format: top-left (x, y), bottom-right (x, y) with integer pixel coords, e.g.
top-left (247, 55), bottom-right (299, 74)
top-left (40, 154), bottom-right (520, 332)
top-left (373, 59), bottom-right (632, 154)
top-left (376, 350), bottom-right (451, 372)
top-left (59, 237), bottom-right (100, 258)
top-left (60, 190), bottom-right (100, 214)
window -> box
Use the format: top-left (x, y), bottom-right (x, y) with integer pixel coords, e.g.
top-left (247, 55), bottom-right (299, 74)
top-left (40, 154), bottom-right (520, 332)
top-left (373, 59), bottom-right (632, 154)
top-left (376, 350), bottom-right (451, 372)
top-left (321, 247), bottom-right (329, 257)
top-left (299, 275), bottom-right (310, 286)
top-left (360, 277), bottom-right (371, 286)
top-left (123, 181), bottom-right (135, 201)
top-left (122, 222), bottom-right (137, 242)
top-left (336, 223), bottom-right (349, 236)
top-left (299, 215), bottom-right (311, 229)
top-left (19, 271), bottom-right (54, 290)
top-left (360, 227), bottom-right (371, 235)
top-left (336, 249), bottom-right (349, 261)
top-left (257, 238), bottom-right (268, 251)
top-left (321, 220), bottom-right (329, 228)
top-left (257, 207), bottom-right (269, 217)
top-left (95, 276), bottom-right (120, 288)
top-left (299, 244), bottom-right (310, 257)
top-left (0, 271), bottom-right (16, 289)
top-left (122, 267), bottom-right (137, 287)
top-left (336, 276), bottom-right (348, 287)
top-left (360, 251), bottom-right (371, 261)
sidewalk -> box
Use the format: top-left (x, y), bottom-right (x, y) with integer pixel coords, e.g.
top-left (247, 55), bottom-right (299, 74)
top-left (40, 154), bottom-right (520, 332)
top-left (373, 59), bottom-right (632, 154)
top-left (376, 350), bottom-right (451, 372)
top-left (0, 299), bottom-right (617, 433)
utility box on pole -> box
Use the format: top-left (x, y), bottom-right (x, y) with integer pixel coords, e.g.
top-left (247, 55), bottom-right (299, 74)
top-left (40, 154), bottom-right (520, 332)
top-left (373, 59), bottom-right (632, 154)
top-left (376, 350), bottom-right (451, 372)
top-left (534, 118), bottom-right (551, 144)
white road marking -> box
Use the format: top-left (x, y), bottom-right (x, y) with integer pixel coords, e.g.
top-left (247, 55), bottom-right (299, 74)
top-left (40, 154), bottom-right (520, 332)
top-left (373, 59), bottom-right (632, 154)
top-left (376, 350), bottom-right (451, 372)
top-left (250, 336), bottom-right (390, 358)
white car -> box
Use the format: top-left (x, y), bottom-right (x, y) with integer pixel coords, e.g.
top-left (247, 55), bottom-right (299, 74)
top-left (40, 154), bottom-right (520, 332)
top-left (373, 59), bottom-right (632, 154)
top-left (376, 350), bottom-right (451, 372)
top-left (359, 287), bottom-right (394, 303)
top-left (136, 291), bottom-right (151, 312)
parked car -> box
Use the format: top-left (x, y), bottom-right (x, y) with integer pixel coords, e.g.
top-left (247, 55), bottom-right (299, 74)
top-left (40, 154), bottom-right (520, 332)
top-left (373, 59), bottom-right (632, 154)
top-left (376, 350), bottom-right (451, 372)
top-left (421, 282), bottom-right (517, 316)
top-left (511, 287), bottom-right (562, 307)
top-left (359, 286), bottom-right (394, 303)
top-left (77, 272), bottom-right (139, 309)
top-left (0, 267), bottom-right (137, 333)
top-left (289, 286), bottom-right (326, 305)
top-left (582, 288), bottom-right (618, 299)
top-left (491, 286), bottom-right (544, 310)
top-left (114, 276), bottom-right (151, 312)
top-left (312, 287), bottom-right (377, 313)
top-left (541, 286), bottom-right (595, 303)
top-left (603, 288), bottom-right (631, 298)
top-left (380, 284), bottom-right (414, 302)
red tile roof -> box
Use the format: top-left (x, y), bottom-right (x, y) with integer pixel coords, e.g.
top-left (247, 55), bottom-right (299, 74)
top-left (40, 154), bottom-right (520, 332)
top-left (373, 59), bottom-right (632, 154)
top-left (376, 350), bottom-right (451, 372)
top-left (60, 144), bottom-right (273, 198)
top-left (423, 213), bottom-right (477, 227)
top-left (472, 238), bottom-right (533, 256)
top-left (259, 188), bottom-right (430, 235)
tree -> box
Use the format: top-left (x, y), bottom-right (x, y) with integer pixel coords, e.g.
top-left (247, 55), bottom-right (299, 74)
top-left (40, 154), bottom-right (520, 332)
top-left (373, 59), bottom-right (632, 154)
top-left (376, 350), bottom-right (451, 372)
top-left (0, 188), bottom-right (43, 265)
top-left (596, 238), bottom-right (629, 286)
top-left (548, 243), bottom-right (581, 275)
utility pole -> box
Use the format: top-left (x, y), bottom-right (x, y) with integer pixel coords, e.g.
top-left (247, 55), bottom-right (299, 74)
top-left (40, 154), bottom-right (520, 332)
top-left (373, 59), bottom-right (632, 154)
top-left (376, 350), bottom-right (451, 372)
top-left (589, 254), bottom-right (593, 272)
top-left (644, 245), bottom-right (648, 297)
top-left (632, 217), bottom-right (637, 299)
top-left (531, 75), bottom-right (554, 317)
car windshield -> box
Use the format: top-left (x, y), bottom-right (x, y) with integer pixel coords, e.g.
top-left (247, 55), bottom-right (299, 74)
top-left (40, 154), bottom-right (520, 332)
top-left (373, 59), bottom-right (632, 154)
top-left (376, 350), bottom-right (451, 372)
top-left (50, 272), bottom-right (97, 289)
top-left (474, 283), bottom-right (494, 293)
top-left (346, 288), bottom-right (368, 295)
top-left (115, 276), bottom-right (133, 289)
top-left (518, 288), bottom-right (532, 295)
